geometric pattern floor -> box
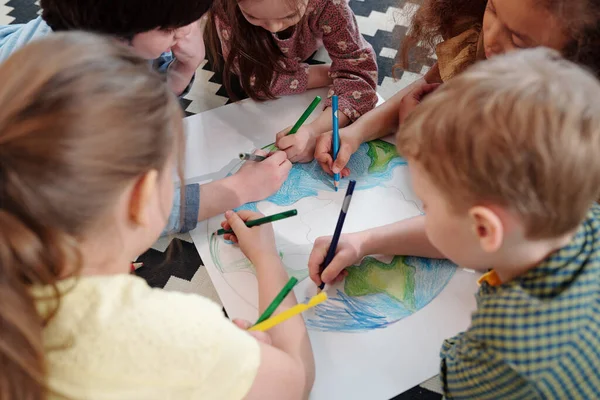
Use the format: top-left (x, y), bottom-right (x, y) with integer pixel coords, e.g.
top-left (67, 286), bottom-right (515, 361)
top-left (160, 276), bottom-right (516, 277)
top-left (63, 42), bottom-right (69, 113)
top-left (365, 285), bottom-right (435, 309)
top-left (1, 1), bottom-right (442, 398)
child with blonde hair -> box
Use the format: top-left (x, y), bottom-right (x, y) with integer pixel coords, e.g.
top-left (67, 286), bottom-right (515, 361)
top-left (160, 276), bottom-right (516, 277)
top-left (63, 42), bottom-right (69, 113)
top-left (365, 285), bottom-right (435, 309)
top-left (309, 48), bottom-right (600, 397)
top-left (0, 0), bottom-right (292, 238)
top-left (0, 33), bottom-right (313, 400)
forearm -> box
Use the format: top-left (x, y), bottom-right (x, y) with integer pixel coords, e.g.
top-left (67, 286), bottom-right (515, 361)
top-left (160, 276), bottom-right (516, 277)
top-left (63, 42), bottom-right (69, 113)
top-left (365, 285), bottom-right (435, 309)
top-left (254, 253), bottom-right (313, 383)
top-left (198, 175), bottom-right (246, 221)
top-left (360, 216), bottom-right (445, 259)
top-left (167, 59), bottom-right (196, 96)
top-left (308, 107), bottom-right (350, 135)
top-left (343, 77), bottom-right (427, 145)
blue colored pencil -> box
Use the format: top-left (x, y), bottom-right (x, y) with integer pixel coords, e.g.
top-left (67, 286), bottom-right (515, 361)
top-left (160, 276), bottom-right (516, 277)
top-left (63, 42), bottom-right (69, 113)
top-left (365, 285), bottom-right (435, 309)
top-left (332, 95), bottom-right (340, 191)
top-left (318, 179), bottom-right (356, 290)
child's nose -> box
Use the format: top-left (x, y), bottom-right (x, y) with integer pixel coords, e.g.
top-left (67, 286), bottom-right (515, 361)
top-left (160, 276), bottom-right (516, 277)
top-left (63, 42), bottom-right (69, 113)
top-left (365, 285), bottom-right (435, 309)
top-left (265, 21), bottom-right (283, 33)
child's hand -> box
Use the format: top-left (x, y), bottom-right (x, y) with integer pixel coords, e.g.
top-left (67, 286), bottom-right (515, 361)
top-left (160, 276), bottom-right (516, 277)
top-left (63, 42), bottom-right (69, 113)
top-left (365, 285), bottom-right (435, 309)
top-left (307, 64), bottom-right (333, 89)
top-left (171, 20), bottom-right (205, 72)
top-left (308, 232), bottom-right (366, 286)
top-left (221, 210), bottom-right (278, 262)
top-left (233, 319), bottom-right (272, 344)
top-left (313, 128), bottom-right (357, 177)
top-left (275, 125), bottom-right (318, 163)
top-left (398, 82), bottom-right (440, 125)
top-left (233, 150), bottom-right (292, 203)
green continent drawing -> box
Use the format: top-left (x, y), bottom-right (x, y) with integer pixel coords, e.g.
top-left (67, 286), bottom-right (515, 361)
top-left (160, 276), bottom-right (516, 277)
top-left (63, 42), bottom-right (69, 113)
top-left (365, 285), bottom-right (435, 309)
top-left (366, 140), bottom-right (400, 174)
top-left (344, 256), bottom-right (416, 311)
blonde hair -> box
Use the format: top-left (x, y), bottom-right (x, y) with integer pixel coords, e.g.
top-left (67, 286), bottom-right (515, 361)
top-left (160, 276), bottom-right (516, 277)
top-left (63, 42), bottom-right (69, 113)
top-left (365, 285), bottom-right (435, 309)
top-left (0, 32), bottom-right (183, 398)
top-left (397, 48), bottom-right (600, 239)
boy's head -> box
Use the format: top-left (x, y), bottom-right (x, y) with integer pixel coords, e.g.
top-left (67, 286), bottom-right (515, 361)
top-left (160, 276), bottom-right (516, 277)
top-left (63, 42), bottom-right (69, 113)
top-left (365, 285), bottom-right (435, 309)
top-left (41, 0), bottom-right (212, 58)
top-left (397, 48), bottom-right (600, 271)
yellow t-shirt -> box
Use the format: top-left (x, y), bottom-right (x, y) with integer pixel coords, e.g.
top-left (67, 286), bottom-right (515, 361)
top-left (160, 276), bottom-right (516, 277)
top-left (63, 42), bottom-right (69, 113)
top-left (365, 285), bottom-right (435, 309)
top-left (35, 275), bottom-right (260, 400)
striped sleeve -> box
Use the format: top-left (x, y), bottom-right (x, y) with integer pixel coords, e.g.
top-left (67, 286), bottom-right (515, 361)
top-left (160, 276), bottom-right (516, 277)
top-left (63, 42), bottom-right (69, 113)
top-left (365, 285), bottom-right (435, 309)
top-left (440, 332), bottom-right (538, 399)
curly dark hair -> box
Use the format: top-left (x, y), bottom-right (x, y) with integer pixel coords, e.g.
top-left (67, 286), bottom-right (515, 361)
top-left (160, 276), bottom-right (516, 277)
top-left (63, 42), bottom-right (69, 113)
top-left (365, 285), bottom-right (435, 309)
top-left (400, 0), bottom-right (600, 78)
top-left (41, 0), bottom-right (212, 38)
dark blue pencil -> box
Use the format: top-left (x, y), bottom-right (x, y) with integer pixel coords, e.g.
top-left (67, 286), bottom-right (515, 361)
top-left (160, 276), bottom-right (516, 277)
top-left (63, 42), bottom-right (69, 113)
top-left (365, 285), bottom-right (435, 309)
top-left (318, 179), bottom-right (356, 290)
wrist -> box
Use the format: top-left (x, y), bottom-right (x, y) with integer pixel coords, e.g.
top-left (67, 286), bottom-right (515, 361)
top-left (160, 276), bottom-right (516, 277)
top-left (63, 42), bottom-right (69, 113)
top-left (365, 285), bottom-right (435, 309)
top-left (340, 125), bottom-right (363, 153)
top-left (225, 173), bottom-right (252, 207)
top-left (356, 229), bottom-right (374, 258)
top-left (251, 252), bottom-right (281, 269)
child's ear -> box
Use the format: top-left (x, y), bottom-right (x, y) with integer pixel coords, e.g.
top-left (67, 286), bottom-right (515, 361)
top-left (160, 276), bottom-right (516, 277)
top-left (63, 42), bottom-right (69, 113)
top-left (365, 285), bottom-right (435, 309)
top-left (128, 169), bottom-right (159, 227)
top-left (468, 206), bottom-right (504, 253)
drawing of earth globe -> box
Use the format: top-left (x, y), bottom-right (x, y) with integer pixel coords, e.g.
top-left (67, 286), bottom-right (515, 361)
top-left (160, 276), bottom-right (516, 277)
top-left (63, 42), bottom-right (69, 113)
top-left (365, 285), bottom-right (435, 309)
top-left (208, 140), bottom-right (456, 332)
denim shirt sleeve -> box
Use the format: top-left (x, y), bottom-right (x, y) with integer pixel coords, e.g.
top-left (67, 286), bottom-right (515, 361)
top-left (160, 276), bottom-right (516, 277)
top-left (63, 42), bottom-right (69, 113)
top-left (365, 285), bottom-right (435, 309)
top-left (153, 52), bottom-right (196, 98)
top-left (0, 17), bottom-right (53, 63)
top-left (161, 184), bottom-right (200, 236)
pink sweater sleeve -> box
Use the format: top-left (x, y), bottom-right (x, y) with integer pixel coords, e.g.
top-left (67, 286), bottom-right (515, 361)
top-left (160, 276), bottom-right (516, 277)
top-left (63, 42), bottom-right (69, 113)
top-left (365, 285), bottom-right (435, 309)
top-left (314, 0), bottom-right (378, 121)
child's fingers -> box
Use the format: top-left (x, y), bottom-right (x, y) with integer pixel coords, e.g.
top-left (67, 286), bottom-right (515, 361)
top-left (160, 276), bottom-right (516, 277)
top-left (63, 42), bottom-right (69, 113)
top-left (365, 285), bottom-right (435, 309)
top-left (232, 319), bottom-right (272, 344)
top-left (236, 209), bottom-right (264, 222)
top-left (281, 159), bottom-right (293, 172)
top-left (276, 135), bottom-right (296, 151)
top-left (248, 330), bottom-right (272, 344)
top-left (225, 210), bottom-right (249, 234)
top-left (266, 150), bottom-right (288, 165)
top-left (318, 160), bottom-right (334, 176)
top-left (308, 236), bottom-right (332, 285)
top-left (332, 270), bottom-right (348, 284)
top-left (341, 167), bottom-right (351, 177)
top-left (275, 128), bottom-right (291, 141)
top-left (253, 149), bottom-right (268, 157)
top-left (233, 318), bottom-right (252, 329)
top-left (331, 142), bottom-right (353, 174)
top-left (321, 251), bottom-right (351, 284)
top-left (314, 133), bottom-right (333, 159)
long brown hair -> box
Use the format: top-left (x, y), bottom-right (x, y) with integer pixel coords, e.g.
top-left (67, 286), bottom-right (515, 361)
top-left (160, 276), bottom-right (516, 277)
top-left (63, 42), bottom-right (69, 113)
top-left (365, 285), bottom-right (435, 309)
top-left (0, 32), bottom-right (183, 399)
top-left (399, 0), bottom-right (600, 78)
top-left (205, 0), bottom-right (299, 100)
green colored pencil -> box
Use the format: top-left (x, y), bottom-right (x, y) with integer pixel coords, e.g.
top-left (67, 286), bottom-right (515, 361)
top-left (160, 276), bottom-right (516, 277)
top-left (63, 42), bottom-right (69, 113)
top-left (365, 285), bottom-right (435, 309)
top-left (288, 95), bottom-right (321, 135)
top-left (254, 276), bottom-right (299, 325)
top-left (261, 96), bottom-right (321, 150)
top-left (214, 209), bottom-right (298, 235)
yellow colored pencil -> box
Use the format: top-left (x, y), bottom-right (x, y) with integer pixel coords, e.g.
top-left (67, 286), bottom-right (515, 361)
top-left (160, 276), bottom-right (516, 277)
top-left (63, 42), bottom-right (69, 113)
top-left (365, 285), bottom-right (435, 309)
top-left (248, 292), bottom-right (328, 332)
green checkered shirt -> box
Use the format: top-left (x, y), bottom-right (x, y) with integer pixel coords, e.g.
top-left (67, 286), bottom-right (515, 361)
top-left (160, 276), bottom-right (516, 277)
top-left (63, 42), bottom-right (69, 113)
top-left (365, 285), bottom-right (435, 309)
top-left (441, 205), bottom-right (600, 399)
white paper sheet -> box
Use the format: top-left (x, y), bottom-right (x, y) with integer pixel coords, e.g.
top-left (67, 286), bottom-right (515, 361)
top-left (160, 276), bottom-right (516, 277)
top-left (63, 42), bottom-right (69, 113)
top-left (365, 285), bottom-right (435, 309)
top-left (185, 89), bottom-right (480, 399)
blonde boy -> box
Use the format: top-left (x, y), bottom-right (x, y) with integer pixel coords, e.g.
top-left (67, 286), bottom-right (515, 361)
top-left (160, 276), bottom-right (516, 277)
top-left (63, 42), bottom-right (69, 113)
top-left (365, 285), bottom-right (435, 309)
top-left (309, 48), bottom-right (600, 398)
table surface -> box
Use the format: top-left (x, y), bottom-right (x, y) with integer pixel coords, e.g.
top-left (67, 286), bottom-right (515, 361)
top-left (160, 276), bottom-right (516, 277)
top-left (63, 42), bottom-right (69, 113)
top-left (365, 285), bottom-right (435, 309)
top-left (182, 89), bottom-right (476, 400)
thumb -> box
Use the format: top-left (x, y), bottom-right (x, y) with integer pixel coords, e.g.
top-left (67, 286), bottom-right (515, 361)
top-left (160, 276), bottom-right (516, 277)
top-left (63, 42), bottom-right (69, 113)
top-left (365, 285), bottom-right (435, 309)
top-left (225, 210), bottom-right (247, 234)
top-left (276, 128), bottom-right (290, 141)
top-left (233, 318), bottom-right (252, 330)
top-left (248, 330), bottom-right (272, 345)
top-left (332, 143), bottom-right (352, 174)
top-left (321, 252), bottom-right (351, 284)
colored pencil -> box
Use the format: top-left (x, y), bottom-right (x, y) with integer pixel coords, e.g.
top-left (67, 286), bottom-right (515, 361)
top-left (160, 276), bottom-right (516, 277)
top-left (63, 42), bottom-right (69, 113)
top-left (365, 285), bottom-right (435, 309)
top-left (332, 95), bottom-right (340, 191)
top-left (239, 153), bottom-right (266, 162)
top-left (254, 277), bottom-right (299, 325)
top-left (215, 209), bottom-right (298, 235)
top-left (288, 95), bottom-right (322, 135)
top-left (318, 180), bottom-right (356, 290)
top-left (260, 96), bottom-right (321, 150)
top-left (249, 292), bottom-right (328, 332)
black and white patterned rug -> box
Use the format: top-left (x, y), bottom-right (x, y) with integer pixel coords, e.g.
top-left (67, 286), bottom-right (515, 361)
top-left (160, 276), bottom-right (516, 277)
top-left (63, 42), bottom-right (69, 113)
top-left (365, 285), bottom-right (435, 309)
top-left (1, 1), bottom-right (441, 398)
